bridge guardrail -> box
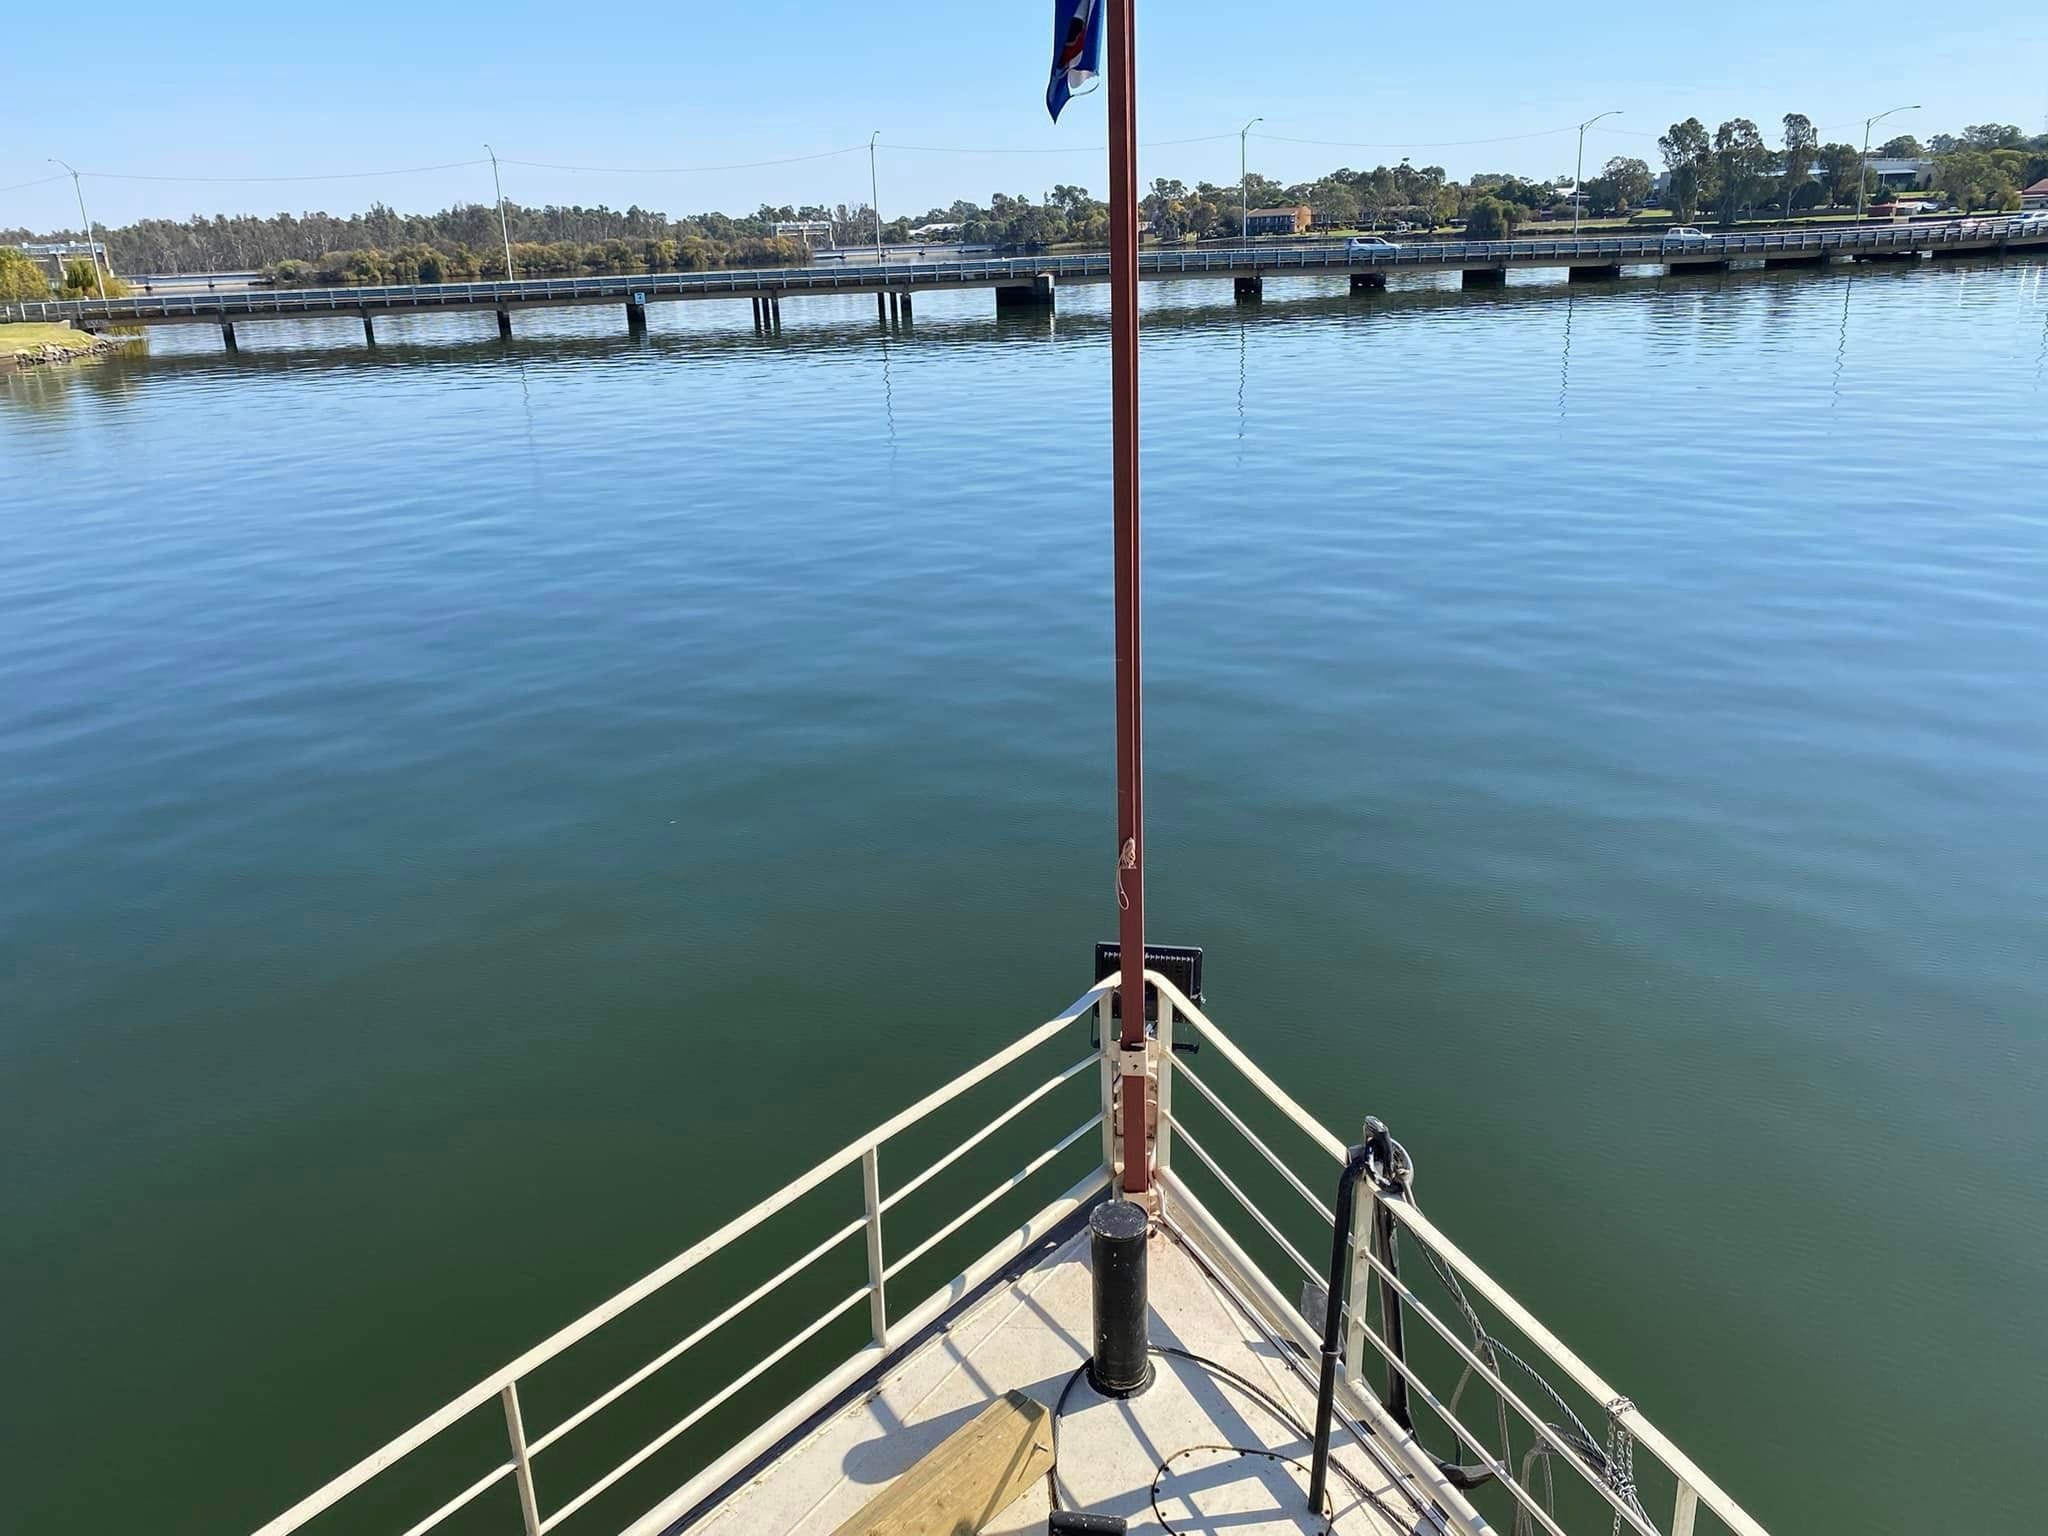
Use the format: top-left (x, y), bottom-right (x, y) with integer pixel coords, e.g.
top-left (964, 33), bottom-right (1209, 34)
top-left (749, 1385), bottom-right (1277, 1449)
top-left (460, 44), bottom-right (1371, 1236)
top-left (6, 218), bottom-right (2041, 326)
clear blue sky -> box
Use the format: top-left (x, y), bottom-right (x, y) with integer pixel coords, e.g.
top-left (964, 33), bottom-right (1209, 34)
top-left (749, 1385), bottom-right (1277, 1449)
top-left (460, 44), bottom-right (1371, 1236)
top-left (7, 0), bottom-right (2044, 232)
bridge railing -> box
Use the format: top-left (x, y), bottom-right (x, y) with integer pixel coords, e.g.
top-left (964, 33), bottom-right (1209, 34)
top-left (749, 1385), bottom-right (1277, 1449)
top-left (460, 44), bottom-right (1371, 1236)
top-left (6, 218), bottom-right (2037, 325)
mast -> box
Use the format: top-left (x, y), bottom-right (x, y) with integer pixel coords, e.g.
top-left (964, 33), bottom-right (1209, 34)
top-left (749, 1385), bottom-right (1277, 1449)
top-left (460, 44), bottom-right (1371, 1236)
top-left (1106, 0), bottom-right (1148, 1196)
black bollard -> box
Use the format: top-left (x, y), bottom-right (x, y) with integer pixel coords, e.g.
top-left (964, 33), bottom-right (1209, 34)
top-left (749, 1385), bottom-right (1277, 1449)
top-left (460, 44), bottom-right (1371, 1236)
top-left (1048, 1514), bottom-right (1127, 1533)
top-left (1086, 1200), bottom-right (1151, 1397)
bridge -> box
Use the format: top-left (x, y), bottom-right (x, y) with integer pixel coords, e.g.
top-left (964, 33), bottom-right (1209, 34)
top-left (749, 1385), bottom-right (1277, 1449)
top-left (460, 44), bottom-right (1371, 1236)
top-left (7, 219), bottom-right (2043, 350)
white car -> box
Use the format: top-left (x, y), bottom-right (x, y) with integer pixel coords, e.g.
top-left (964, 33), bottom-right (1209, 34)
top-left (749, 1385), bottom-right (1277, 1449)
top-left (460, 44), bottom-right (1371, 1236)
top-left (1345, 236), bottom-right (1400, 255)
top-left (1662, 225), bottom-right (1711, 242)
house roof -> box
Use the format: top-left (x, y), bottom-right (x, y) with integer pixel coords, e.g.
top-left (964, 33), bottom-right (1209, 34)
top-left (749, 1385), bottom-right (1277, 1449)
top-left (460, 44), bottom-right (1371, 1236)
top-left (1247, 206), bottom-right (1309, 217)
top-left (2024, 178), bottom-right (2048, 196)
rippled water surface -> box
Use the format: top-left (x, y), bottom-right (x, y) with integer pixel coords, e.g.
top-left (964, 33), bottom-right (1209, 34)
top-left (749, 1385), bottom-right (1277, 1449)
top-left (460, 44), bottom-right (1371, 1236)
top-left (5, 260), bottom-right (2046, 1534)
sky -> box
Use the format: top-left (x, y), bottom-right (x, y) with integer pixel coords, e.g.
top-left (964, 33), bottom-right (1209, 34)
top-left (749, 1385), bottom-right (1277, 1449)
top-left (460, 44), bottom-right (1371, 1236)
top-left (6, 0), bottom-right (2046, 233)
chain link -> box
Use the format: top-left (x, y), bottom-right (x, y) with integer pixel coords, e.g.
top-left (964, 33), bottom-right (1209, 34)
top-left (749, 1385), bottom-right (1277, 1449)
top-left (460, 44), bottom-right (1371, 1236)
top-left (1604, 1396), bottom-right (1638, 1536)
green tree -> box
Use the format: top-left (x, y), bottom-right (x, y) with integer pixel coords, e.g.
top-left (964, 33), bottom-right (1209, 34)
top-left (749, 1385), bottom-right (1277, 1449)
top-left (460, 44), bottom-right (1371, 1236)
top-left (1464, 197), bottom-right (1521, 240)
top-left (1935, 150), bottom-right (2019, 211)
top-left (1659, 117), bottom-right (1713, 221)
top-left (0, 246), bottom-right (51, 300)
top-left (1962, 123), bottom-right (2025, 150)
top-left (1712, 119), bottom-right (1771, 225)
top-left (60, 259), bottom-right (130, 298)
top-left (1818, 143), bottom-right (1864, 206)
top-left (1589, 156), bottom-right (1652, 216)
top-left (1780, 113), bottom-right (1818, 212)
top-left (1877, 134), bottom-right (1924, 158)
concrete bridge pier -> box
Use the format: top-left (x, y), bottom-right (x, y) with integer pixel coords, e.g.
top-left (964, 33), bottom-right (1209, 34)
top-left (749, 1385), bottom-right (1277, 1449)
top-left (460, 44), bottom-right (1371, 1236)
top-left (496, 308), bottom-right (513, 338)
top-left (899, 290), bottom-right (913, 321)
top-left (1462, 267), bottom-right (1507, 288)
top-left (1234, 276), bottom-right (1263, 302)
top-left (876, 292), bottom-right (887, 323)
top-left (626, 292), bottom-right (649, 331)
top-left (994, 274), bottom-right (1056, 312)
top-left (220, 318), bottom-right (237, 351)
top-left (1764, 252), bottom-right (1829, 269)
top-left (360, 311), bottom-right (375, 346)
top-left (1568, 263), bottom-right (1622, 282)
top-left (770, 296), bottom-right (782, 332)
top-left (1349, 271), bottom-right (1387, 293)
top-left (887, 291), bottom-right (899, 322)
top-left (751, 296), bottom-right (764, 329)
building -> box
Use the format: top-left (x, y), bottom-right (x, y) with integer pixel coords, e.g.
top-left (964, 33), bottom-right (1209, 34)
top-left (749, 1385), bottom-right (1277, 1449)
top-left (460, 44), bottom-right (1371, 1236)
top-left (770, 220), bottom-right (835, 249)
top-left (1244, 205), bottom-right (1313, 236)
top-left (12, 239), bottom-right (106, 280)
top-left (2022, 178), bottom-right (2048, 210)
top-left (1867, 158), bottom-right (1935, 191)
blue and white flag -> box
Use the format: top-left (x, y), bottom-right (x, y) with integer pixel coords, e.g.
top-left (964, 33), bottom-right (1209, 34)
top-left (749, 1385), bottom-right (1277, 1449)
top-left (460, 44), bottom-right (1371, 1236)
top-left (1046, 0), bottom-right (1104, 122)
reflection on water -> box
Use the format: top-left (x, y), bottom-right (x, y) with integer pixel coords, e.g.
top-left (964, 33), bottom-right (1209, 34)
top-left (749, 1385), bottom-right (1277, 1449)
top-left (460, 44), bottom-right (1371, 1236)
top-left (3, 255), bottom-right (2046, 1536)
top-left (1557, 291), bottom-right (1574, 421)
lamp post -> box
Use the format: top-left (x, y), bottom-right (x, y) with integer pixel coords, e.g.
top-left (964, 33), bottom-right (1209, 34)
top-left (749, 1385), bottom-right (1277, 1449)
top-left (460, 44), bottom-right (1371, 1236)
top-left (1857, 105), bottom-right (1919, 217)
top-left (1239, 117), bottom-right (1262, 243)
top-left (485, 144), bottom-right (515, 280)
top-left (869, 130), bottom-right (884, 263)
top-left (1574, 110), bottom-right (1621, 235)
top-left (48, 158), bottom-right (107, 300)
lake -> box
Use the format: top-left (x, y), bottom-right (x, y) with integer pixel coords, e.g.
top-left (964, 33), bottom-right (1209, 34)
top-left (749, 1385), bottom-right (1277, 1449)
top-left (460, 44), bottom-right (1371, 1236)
top-left (3, 258), bottom-right (2044, 1535)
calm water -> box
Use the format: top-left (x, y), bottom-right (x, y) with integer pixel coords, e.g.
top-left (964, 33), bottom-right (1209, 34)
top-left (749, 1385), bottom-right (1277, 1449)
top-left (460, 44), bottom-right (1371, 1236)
top-left (5, 260), bottom-right (2046, 1535)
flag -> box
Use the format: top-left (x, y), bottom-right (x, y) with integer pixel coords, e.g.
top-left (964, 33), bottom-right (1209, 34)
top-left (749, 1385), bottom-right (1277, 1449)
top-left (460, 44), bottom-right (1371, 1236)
top-left (1046, 0), bottom-right (1104, 122)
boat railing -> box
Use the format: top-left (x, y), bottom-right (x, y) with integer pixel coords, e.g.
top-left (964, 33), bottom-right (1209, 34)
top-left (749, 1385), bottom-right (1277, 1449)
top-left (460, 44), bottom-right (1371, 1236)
top-left (250, 983), bottom-right (1114, 1536)
top-left (252, 970), bottom-right (1767, 1536)
top-left (1142, 971), bottom-right (1769, 1536)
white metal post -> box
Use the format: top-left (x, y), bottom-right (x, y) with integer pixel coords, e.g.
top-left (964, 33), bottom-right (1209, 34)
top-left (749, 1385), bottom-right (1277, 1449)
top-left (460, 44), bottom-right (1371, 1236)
top-left (869, 131), bottom-right (883, 263)
top-left (1098, 995), bottom-right (1118, 1179)
top-left (48, 159), bottom-right (107, 301)
top-left (500, 1382), bottom-right (543, 1536)
top-left (1574, 111), bottom-right (1621, 236)
top-left (1343, 1125), bottom-right (1375, 1385)
top-left (1154, 994), bottom-right (1174, 1173)
top-left (1672, 1482), bottom-right (1699, 1536)
top-left (1857, 105), bottom-right (1918, 218)
top-left (486, 144), bottom-right (516, 281)
top-left (1239, 117), bottom-right (1262, 244)
top-left (861, 1147), bottom-right (888, 1347)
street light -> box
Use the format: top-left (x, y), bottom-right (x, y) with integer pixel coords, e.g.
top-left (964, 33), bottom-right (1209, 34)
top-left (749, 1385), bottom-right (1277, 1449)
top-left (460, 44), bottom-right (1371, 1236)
top-left (1857, 105), bottom-right (1920, 217)
top-left (869, 130), bottom-right (884, 262)
top-left (484, 144), bottom-right (515, 280)
top-left (1240, 117), bottom-right (1262, 243)
top-left (1574, 111), bottom-right (1622, 235)
top-left (47, 158), bottom-right (107, 300)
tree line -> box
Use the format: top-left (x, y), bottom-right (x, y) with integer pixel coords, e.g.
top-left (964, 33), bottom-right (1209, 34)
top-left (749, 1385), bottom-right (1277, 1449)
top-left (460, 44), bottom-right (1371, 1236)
top-left (4, 118), bottom-right (2043, 294)
top-left (1656, 117), bottom-right (2046, 224)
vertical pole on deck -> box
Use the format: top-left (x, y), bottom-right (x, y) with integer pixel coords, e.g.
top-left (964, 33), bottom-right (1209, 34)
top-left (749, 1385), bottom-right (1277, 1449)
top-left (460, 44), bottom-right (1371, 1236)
top-left (1107, 0), bottom-right (1148, 1196)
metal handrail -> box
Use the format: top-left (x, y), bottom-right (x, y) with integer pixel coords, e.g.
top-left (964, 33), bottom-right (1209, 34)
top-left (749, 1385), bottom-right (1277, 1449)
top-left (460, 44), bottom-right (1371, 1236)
top-left (1141, 969), bottom-right (1770, 1536)
top-left (250, 981), bottom-right (1112, 1536)
top-left (251, 966), bottom-right (1769, 1536)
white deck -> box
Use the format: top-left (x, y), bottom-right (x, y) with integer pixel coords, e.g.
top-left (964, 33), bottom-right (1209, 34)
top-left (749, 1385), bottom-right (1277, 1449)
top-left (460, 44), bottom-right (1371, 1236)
top-left (689, 1215), bottom-right (1437, 1536)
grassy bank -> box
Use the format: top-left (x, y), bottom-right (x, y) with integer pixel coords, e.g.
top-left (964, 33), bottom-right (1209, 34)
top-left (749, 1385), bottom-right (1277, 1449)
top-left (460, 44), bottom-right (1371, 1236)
top-left (2, 323), bottom-right (134, 367)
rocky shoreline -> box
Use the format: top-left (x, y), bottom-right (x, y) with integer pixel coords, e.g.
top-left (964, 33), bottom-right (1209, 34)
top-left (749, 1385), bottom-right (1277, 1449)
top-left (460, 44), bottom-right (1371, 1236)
top-left (3, 332), bottom-right (135, 371)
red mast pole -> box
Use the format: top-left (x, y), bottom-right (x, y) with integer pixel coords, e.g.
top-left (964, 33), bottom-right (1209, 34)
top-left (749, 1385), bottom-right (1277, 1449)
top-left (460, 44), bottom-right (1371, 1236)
top-left (1106, 0), bottom-right (1148, 1196)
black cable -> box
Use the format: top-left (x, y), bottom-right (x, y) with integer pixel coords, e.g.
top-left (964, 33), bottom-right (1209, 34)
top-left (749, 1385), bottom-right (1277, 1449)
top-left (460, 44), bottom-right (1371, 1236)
top-left (1045, 1344), bottom-right (1405, 1528)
